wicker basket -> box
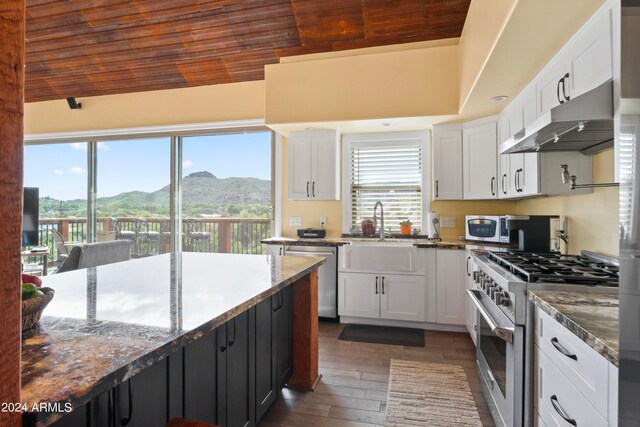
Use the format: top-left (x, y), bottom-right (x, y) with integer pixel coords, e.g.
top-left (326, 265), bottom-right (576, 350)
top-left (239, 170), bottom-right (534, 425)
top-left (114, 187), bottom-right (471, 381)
top-left (22, 287), bottom-right (55, 332)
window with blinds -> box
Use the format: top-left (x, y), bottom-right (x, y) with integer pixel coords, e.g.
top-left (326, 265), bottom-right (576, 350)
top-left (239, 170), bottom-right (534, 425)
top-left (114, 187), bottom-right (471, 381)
top-left (349, 143), bottom-right (423, 232)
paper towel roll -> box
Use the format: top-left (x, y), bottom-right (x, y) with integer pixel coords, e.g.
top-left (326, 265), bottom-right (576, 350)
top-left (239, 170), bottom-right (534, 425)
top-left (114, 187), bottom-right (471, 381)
top-left (427, 212), bottom-right (440, 239)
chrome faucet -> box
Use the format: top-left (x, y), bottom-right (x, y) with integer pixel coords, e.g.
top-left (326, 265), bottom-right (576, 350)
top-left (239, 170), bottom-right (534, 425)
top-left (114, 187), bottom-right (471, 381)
top-left (373, 201), bottom-right (384, 241)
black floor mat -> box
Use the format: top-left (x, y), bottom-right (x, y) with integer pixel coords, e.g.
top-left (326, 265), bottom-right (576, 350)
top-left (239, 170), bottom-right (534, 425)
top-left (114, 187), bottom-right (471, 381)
top-left (338, 324), bottom-right (425, 347)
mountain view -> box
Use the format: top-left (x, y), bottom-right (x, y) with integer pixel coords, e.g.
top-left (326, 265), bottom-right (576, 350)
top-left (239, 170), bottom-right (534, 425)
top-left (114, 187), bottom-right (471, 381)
top-left (39, 171), bottom-right (271, 219)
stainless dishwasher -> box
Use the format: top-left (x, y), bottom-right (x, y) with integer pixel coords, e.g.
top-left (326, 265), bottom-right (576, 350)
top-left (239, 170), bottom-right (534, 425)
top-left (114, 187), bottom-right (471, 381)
top-left (284, 245), bottom-right (338, 321)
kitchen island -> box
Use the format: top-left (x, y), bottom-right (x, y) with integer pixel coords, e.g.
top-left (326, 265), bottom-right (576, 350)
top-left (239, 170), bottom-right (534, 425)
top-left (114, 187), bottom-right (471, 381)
top-left (21, 252), bottom-right (325, 427)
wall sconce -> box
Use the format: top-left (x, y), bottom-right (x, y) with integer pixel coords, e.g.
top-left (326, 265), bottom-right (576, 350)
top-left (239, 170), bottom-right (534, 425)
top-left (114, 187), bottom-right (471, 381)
top-left (66, 97), bottom-right (82, 110)
top-left (560, 164), bottom-right (619, 190)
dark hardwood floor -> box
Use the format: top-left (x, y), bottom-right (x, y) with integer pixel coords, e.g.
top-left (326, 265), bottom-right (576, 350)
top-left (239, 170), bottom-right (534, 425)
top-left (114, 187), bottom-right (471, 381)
top-left (260, 322), bottom-right (495, 426)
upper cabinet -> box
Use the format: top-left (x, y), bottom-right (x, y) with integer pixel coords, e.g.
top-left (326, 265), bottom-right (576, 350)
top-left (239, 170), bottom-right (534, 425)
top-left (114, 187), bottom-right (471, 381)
top-left (287, 129), bottom-right (340, 200)
top-left (432, 124), bottom-right (463, 200)
top-left (463, 118), bottom-right (498, 200)
top-left (536, 1), bottom-right (613, 119)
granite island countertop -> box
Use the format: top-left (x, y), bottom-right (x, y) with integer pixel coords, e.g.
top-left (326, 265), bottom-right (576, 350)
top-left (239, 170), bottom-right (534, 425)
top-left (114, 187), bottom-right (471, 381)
top-left (528, 290), bottom-right (619, 366)
top-left (21, 252), bottom-right (325, 426)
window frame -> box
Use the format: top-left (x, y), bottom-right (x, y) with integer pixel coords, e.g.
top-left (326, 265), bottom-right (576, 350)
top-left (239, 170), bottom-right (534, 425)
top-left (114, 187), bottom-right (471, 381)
top-left (341, 130), bottom-right (430, 234)
top-left (24, 120), bottom-right (276, 250)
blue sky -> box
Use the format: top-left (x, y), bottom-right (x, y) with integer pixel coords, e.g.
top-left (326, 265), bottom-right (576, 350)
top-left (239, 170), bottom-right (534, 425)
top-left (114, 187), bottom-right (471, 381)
top-left (24, 131), bottom-right (271, 200)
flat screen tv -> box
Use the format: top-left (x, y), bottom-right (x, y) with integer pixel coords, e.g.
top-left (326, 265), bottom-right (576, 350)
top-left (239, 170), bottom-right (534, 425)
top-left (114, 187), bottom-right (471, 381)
top-left (22, 187), bottom-right (39, 247)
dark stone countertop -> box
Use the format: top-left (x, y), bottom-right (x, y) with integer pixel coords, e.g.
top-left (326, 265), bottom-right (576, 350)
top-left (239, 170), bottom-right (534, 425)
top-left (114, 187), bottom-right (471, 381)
top-left (21, 252), bottom-right (325, 426)
top-left (262, 236), bottom-right (515, 250)
top-left (528, 290), bottom-right (619, 366)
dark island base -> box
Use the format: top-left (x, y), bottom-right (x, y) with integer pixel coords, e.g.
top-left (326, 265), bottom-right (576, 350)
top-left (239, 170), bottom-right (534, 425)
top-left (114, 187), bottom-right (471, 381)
top-left (34, 271), bottom-right (319, 427)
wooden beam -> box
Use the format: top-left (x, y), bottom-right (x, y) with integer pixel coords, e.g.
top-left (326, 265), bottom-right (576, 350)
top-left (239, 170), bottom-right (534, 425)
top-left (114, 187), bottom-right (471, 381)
top-left (0, 1), bottom-right (25, 426)
top-left (288, 269), bottom-right (320, 390)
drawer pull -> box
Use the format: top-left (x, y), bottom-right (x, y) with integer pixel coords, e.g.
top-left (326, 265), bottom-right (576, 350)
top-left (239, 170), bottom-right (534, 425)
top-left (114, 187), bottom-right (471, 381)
top-left (551, 337), bottom-right (578, 361)
top-left (550, 395), bottom-right (577, 426)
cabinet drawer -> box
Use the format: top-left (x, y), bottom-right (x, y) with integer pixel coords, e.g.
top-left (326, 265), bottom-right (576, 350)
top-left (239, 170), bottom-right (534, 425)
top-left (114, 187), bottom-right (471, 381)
top-left (536, 346), bottom-right (608, 427)
top-left (535, 308), bottom-right (609, 417)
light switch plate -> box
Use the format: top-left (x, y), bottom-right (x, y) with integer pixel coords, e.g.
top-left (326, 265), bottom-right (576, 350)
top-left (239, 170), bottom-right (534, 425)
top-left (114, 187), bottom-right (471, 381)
top-left (289, 216), bottom-right (303, 227)
top-left (441, 216), bottom-right (456, 228)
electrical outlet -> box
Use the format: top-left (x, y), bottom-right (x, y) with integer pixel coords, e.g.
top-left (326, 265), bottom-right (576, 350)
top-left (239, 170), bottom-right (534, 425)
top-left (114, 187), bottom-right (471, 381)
top-left (320, 217), bottom-right (327, 228)
top-left (441, 216), bottom-right (456, 228)
top-left (289, 216), bottom-right (302, 227)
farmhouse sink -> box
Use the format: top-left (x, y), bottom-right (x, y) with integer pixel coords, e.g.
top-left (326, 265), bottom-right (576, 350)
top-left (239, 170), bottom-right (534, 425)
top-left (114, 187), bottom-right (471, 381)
top-left (339, 242), bottom-right (421, 273)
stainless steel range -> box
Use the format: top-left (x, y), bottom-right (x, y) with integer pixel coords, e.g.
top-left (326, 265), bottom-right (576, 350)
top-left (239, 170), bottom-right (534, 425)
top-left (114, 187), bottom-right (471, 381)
top-left (469, 250), bottom-right (619, 427)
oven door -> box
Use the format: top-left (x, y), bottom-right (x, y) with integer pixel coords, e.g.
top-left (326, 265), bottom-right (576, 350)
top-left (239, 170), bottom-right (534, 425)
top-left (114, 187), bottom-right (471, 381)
top-left (468, 289), bottom-right (524, 427)
top-left (465, 216), bottom-right (500, 242)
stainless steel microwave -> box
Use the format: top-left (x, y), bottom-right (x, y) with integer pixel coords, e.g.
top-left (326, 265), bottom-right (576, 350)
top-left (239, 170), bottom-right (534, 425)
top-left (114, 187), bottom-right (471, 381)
top-left (465, 215), bottom-right (511, 243)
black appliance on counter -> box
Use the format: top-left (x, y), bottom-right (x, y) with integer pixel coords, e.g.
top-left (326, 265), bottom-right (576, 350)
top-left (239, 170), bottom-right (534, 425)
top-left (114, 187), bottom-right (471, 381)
top-left (297, 228), bottom-right (326, 238)
top-left (505, 215), bottom-right (559, 253)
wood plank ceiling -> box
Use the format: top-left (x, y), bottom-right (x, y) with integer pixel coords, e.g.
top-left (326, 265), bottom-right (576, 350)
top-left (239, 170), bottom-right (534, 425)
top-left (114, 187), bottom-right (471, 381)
top-left (25, 0), bottom-right (471, 103)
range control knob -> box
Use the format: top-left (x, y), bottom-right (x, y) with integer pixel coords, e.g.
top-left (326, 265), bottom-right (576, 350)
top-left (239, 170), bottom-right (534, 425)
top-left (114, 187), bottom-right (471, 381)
top-left (494, 291), bottom-right (505, 305)
top-left (488, 286), bottom-right (498, 298)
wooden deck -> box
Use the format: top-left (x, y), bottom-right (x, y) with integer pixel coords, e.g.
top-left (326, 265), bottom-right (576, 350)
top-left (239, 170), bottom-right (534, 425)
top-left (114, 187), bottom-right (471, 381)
top-left (261, 322), bottom-right (495, 426)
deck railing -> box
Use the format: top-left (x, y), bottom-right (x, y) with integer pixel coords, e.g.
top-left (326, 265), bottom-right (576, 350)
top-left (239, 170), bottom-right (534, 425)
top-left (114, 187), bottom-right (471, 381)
top-left (36, 217), bottom-right (271, 263)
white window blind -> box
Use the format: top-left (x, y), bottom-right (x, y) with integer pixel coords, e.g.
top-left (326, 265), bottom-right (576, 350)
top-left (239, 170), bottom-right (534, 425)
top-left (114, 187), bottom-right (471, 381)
top-left (350, 143), bottom-right (422, 232)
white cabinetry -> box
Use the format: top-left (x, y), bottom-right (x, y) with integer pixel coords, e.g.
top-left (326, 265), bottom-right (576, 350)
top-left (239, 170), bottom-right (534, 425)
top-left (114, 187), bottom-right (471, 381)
top-left (534, 307), bottom-right (618, 427)
top-left (338, 272), bottom-right (425, 322)
top-left (265, 244), bottom-right (285, 257)
top-left (287, 129), bottom-right (339, 200)
top-left (462, 118), bottom-right (498, 200)
top-left (464, 252), bottom-right (478, 345)
top-left (534, 0), bottom-right (613, 118)
top-left (436, 249), bottom-right (467, 325)
top-left (432, 124), bottom-right (463, 200)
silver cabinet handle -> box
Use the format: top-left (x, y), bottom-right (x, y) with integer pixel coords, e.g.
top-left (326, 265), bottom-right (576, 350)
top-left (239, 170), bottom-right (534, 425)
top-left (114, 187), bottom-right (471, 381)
top-left (466, 256), bottom-right (471, 277)
top-left (435, 180), bottom-right (439, 198)
top-left (490, 177), bottom-right (495, 196)
top-left (501, 174), bottom-right (507, 195)
top-left (306, 181), bottom-right (310, 197)
top-left (375, 276), bottom-right (379, 294)
top-left (312, 181), bottom-right (315, 197)
top-left (381, 276), bottom-right (385, 295)
top-left (551, 337), bottom-right (577, 360)
top-left (562, 73), bottom-right (571, 101)
top-left (467, 289), bottom-right (514, 343)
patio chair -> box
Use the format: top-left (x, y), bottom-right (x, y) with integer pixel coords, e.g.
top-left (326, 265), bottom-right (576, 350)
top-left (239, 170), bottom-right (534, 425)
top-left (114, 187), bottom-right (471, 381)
top-left (184, 219), bottom-right (212, 252)
top-left (50, 229), bottom-right (69, 266)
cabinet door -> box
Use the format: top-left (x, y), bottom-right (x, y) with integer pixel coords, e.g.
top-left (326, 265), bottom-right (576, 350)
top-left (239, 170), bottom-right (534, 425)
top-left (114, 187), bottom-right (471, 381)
top-left (432, 126), bottom-right (463, 200)
top-left (498, 154), bottom-right (511, 198)
top-left (519, 153), bottom-right (540, 196)
top-left (116, 358), bottom-right (170, 427)
top-left (464, 254), bottom-right (478, 345)
top-left (565, 4), bottom-right (613, 100)
top-left (287, 133), bottom-right (312, 200)
top-left (276, 286), bottom-right (292, 390)
top-left (310, 132), bottom-right (339, 200)
top-left (436, 250), bottom-right (466, 325)
top-left (265, 244), bottom-right (284, 257)
top-left (225, 310), bottom-right (256, 427)
top-left (217, 316), bottom-right (257, 427)
top-left (463, 121), bottom-right (498, 199)
top-left (379, 274), bottom-right (425, 322)
top-left (255, 295), bottom-right (277, 422)
top-left (184, 330), bottom-right (217, 423)
top-left (536, 58), bottom-right (567, 117)
top-left (338, 272), bottom-right (380, 318)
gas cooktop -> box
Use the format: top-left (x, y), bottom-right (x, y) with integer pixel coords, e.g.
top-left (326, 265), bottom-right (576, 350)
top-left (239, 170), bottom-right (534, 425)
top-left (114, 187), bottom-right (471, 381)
top-left (488, 251), bottom-right (619, 286)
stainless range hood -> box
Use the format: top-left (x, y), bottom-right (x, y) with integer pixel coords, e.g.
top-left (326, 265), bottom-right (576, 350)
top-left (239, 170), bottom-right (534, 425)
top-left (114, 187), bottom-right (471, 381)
top-left (499, 80), bottom-right (614, 155)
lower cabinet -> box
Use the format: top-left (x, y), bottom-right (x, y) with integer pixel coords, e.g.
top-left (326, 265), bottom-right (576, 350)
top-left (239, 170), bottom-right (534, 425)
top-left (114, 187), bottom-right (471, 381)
top-left (338, 272), bottom-right (426, 322)
top-left (217, 310), bottom-right (256, 427)
top-left (51, 288), bottom-right (293, 427)
top-left (436, 249), bottom-right (467, 325)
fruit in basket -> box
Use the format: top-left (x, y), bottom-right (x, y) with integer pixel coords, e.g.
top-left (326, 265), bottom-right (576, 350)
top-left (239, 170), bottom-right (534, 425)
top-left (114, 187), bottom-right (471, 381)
top-left (22, 283), bottom-right (40, 300)
top-left (21, 273), bottom-right (41, 287)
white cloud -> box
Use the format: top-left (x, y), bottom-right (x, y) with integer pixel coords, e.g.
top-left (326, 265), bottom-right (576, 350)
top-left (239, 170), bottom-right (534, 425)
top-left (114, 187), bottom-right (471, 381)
top-left (53, 169), bottom-right (64, 176)
top-left (97, 142), bottom-right (110, 151)
top-left (183, 160), bottom-right (193, 168)
top-left (70, 143), bottom-right (85, 151)
top-left (68, 167), bottom-right (84, 175)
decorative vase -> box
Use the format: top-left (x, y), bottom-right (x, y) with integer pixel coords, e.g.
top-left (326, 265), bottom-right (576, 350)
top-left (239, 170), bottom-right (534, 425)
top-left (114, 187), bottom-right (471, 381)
top-left (400, 224), bottom-right (412, 236)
